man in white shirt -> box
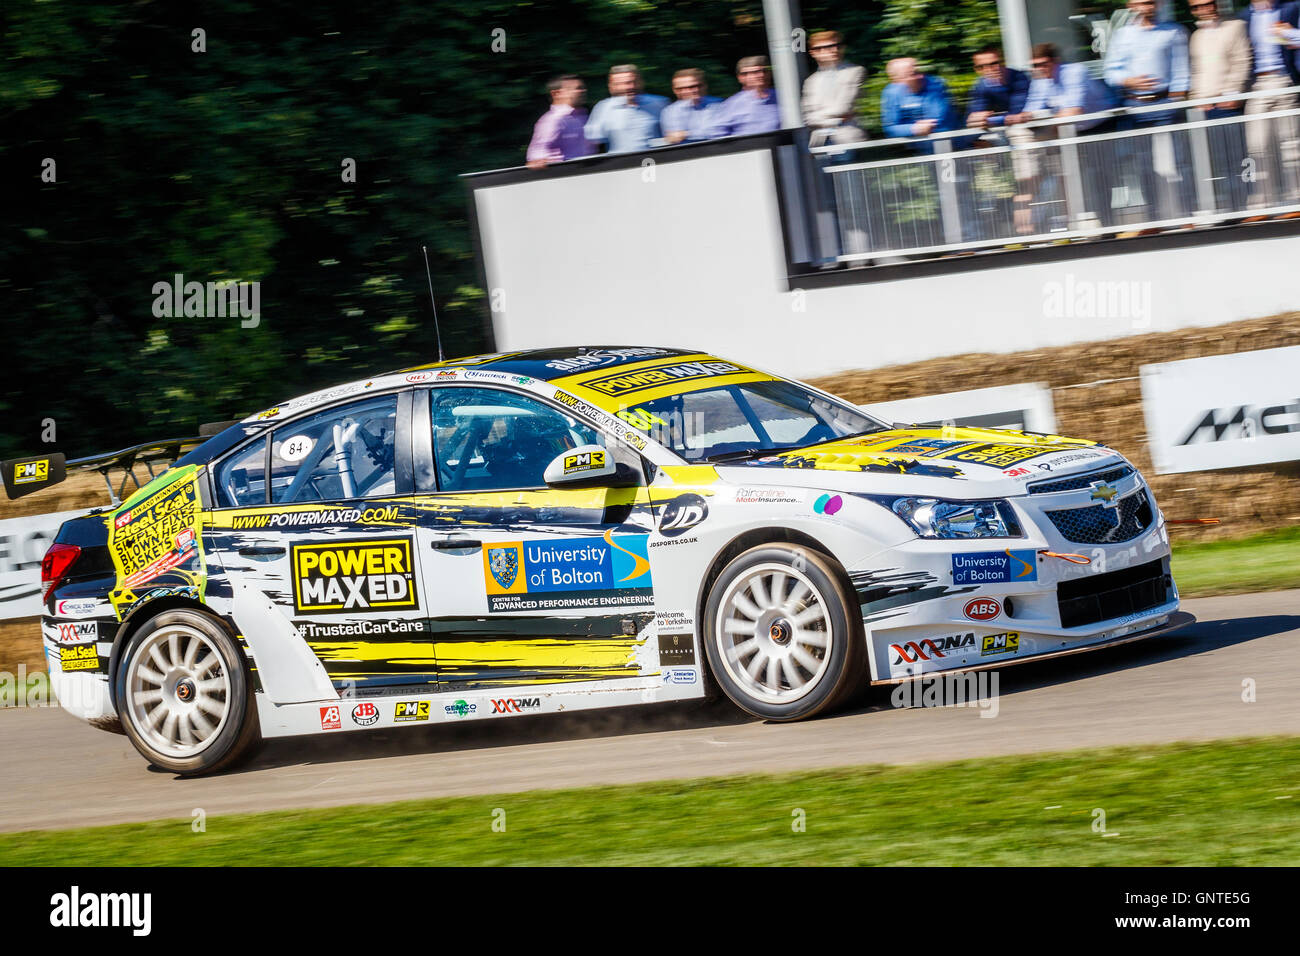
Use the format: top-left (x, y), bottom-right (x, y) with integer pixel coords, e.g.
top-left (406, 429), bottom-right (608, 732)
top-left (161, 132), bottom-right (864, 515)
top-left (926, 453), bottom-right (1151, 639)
top-left (801, 31), bottom-right (866, 147)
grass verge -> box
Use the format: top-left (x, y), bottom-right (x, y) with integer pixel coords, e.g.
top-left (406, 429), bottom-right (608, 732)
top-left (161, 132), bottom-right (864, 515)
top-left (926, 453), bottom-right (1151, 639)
top-left (1171, 527), bottom-right (1300, 598)
top-left (2, 737), bottom-right (1297, 866)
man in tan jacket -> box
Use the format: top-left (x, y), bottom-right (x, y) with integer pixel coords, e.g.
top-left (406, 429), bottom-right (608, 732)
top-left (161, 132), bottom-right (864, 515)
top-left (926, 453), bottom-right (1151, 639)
top-left (1190, 0), bottom-right (1251, 115)
top-left (801, 30), bottom-right (866, 146)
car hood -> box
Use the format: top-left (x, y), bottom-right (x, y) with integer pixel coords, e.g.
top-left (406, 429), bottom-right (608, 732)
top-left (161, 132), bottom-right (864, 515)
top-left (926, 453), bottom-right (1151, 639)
top-left (717, 426), bottom-right (1126, 498)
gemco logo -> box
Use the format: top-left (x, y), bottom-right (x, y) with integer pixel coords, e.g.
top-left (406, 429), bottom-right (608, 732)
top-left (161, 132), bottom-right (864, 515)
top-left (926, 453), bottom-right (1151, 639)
top-left (291, 538), bottom-right (419, 614)
top-left (13, 460), bottom-right (48, 485)
top-left (963, 598), bottom-right (1001, 622)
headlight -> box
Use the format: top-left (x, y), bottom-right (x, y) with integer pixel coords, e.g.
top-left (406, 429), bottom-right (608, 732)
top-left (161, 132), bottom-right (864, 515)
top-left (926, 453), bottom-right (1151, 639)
top-left (866, 495), bottom-right (1023, 539)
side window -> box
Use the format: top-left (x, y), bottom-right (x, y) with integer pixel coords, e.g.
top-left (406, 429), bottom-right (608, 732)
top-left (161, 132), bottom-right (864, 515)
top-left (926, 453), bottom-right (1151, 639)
top-left (269, 395), bottom-right (399, 503)
top-left (431, 387), bottom-right (608, 493)
top-left (215, 437), bottom-right (268, 507)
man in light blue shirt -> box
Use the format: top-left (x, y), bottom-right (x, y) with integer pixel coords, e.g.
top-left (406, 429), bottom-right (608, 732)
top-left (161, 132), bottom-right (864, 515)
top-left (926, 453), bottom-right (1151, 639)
top-left (661, 68), bottom-right (721, 144)
top-left (1020, 47), bottom-right (1116, 131)
top-left (710, 57), bottom-right (781, 137)
top-left (1104, 0), bottom-right (1190, 110)
top-left (584, 64), bottom-right (669, 154)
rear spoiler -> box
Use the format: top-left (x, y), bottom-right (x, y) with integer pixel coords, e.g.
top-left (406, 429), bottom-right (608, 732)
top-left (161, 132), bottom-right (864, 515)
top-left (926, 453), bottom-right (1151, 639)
top-left (1, 420), bottom-right (241, 505)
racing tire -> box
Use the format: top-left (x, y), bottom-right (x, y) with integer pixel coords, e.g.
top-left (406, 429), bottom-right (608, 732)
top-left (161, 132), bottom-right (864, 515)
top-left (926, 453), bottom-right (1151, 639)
top-left (703, 544), bottom-right (866, 721)
top-left (114, 608), bottom-right (261, 776)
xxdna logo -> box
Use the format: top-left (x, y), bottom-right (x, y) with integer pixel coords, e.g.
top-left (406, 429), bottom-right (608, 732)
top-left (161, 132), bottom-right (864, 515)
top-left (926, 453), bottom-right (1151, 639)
top-left (491, 697), bottom-right (540, 714)
top-left (891, 633), bottom-right (975, 665)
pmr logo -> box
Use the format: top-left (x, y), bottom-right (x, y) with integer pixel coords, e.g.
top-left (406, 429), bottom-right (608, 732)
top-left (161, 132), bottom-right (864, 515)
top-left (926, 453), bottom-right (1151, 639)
top-left (487, 547), bottom-right (519, 589)
top-left (981, 632), bottom-right (1021, 657)
top-left (394, 701), bottom-right (430, 722)
top-left (13, 459), bottom-right (48, 485)
top-left (563, 449), bottom-right (605, 474)
top-left (291, 538), bottom-right (419, 614)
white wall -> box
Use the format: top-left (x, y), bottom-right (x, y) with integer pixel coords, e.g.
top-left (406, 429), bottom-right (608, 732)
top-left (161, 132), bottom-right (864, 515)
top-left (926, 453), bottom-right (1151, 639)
top-left (474, 146), bottom-right (1300, 383)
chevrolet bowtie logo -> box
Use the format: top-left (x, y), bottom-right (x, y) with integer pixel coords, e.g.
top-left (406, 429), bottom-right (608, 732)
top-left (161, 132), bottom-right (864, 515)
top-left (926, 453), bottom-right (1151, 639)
top-left (1089, 482), bottom-right (1119, 503)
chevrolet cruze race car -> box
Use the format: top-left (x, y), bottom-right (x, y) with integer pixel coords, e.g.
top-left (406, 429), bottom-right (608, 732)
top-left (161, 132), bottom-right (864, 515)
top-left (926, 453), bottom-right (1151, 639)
top-left (16, 346), bottom-right (1186, 774)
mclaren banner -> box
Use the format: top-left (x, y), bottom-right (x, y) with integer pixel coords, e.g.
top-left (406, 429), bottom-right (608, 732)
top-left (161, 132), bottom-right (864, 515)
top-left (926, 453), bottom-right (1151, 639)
top-left (1140, 346), bottom-right (1300, 474)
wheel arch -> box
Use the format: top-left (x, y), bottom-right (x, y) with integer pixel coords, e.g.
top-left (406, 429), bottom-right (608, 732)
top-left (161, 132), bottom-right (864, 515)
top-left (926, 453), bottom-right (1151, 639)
top-left (693, 527), bottom-right (860, 650)
top-left (108, 597), bottom-right (231, 711)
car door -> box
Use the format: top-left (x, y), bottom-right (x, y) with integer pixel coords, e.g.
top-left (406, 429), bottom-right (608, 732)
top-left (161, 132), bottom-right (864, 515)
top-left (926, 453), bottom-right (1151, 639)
top-left (411, 384), bottom-right (659, 697)
top-left (210, 389), bottom-right (440, 702)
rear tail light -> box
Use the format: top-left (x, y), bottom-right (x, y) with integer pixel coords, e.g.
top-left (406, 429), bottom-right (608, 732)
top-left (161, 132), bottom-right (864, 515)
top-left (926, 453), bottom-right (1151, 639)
top-left (41, 543), bottom-right (81, 599)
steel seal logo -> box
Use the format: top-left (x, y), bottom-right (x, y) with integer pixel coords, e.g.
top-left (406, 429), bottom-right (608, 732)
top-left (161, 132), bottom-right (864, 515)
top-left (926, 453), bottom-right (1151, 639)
top-left (291, 538), bottom-right (419, 614)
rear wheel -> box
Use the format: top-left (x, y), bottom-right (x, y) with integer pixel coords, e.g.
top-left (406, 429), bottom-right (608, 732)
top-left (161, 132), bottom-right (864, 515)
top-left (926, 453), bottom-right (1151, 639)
top-left (115, 609), bottom-right (261, 775)
top-left (703, 544), bottom-right (866, 721)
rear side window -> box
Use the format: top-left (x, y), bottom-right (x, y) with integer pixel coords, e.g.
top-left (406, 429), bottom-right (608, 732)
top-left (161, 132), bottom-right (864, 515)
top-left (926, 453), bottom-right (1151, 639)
top-left (270, 395), bottom-right (399, 503)
top-left (215, 437), bottom-right (268, 507)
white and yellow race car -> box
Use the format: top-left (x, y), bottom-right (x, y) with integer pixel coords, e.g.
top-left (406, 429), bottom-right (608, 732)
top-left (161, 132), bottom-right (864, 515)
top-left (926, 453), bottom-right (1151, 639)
top-left (12, 346), bottom-right (1187, 774)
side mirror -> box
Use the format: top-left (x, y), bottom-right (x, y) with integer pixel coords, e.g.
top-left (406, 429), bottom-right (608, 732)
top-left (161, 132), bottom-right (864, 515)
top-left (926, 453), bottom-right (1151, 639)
top-left (543, 445), bottom-right (639, 488)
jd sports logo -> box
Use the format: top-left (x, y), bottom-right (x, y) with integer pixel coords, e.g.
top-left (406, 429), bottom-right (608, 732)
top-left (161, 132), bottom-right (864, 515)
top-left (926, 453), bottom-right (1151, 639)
top-left (1178, 401), bottom-right (1300, 445)
top-left (291, 538), bottom-right (419, 614)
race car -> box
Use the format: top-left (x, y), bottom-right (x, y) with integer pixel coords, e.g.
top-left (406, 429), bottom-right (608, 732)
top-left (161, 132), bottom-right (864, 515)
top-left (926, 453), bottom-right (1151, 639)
top-left (12, 346), bottom-right (1188, 774)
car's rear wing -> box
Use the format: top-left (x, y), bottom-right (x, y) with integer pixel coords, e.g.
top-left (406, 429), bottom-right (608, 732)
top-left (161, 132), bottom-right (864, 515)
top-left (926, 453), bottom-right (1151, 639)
top-left (1, 420), bottom-right (239, 505)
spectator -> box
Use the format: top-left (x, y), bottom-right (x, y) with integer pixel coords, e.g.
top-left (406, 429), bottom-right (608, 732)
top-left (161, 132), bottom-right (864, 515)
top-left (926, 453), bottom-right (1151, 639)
top-left (1104, 1), bottom-right (1191, 229)
top-left (525, 75), bottom-right (593, 169)
top-left (661, 69), bottom-right (721, 145)
top-left (710, 57), bottom-right (781, 137)
top-left (801, 30), bottom-right (866, 146)
top-left (966, 45), bottom-right (1031, 132)
top-left (1103, 0), bottom-right (1190, 110)
top-left (881, 58), bottom-right (955, 152)
top-left (1241, 0), bottom-right (1300, 214)
top-left (1007, 43), bottom-right (1118, 234)
top-left (1189, 0), bottom-right (1251, 116)
top-left (584, 64), bottom-right (669, 154)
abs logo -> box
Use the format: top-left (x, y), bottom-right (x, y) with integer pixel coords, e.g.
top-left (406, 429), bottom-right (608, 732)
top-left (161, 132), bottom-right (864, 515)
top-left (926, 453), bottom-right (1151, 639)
top-left (320, 705), bottom-right (342, 730)
top-left (351, 702), bottom-right (379, 726)
top-left (394, 701), bottom-right (430, 722)
top-left (963, 598), bottom-right (1001, 622)
top-left (291, 538), bottom-right (419, 614)
top-left (491, 697), bottom-right (541, 714)
top-left (658, 494), bottom-right (708, 536)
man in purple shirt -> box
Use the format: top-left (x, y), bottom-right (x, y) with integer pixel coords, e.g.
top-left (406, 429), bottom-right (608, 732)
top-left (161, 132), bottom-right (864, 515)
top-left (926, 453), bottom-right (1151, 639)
top-left (710, 57), bottom-right (781, 137)
top-left (526, 75), bottom-right (593, 169)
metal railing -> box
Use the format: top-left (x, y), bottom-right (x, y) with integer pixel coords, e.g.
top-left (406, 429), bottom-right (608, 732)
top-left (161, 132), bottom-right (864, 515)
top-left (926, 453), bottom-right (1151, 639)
top-left (813, 86), bottom-right (1300, 263)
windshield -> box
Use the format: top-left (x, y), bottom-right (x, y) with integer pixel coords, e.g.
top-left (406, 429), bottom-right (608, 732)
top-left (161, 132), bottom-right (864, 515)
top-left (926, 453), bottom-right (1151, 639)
top-left (614, 379), bottom-right (888, 462)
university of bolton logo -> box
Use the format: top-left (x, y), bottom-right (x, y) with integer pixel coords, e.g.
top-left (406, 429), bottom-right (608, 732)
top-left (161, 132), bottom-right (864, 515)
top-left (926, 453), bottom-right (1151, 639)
top-left (488, 547), bottom-right (518, 589)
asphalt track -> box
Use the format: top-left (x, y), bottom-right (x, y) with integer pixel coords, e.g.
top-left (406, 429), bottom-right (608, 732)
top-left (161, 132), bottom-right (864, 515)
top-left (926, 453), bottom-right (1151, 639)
top-left (2, 589), bottom-right (1297, 832)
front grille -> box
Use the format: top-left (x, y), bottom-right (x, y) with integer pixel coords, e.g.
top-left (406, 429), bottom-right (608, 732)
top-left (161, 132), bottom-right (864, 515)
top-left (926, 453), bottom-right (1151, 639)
top-left (1044, 490), bottom-right (1153, 544)
top-left (1057, 558), bottom-right (1169, 628)
top-left (1028, 465), bottom-right (1134, 495)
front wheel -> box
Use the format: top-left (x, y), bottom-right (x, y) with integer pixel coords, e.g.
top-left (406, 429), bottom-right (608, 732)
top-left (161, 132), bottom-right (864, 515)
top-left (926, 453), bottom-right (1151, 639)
top-left (703, 544), bottom-right (866, 721)
top-left (115, 608), bottom-right (261, 775)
